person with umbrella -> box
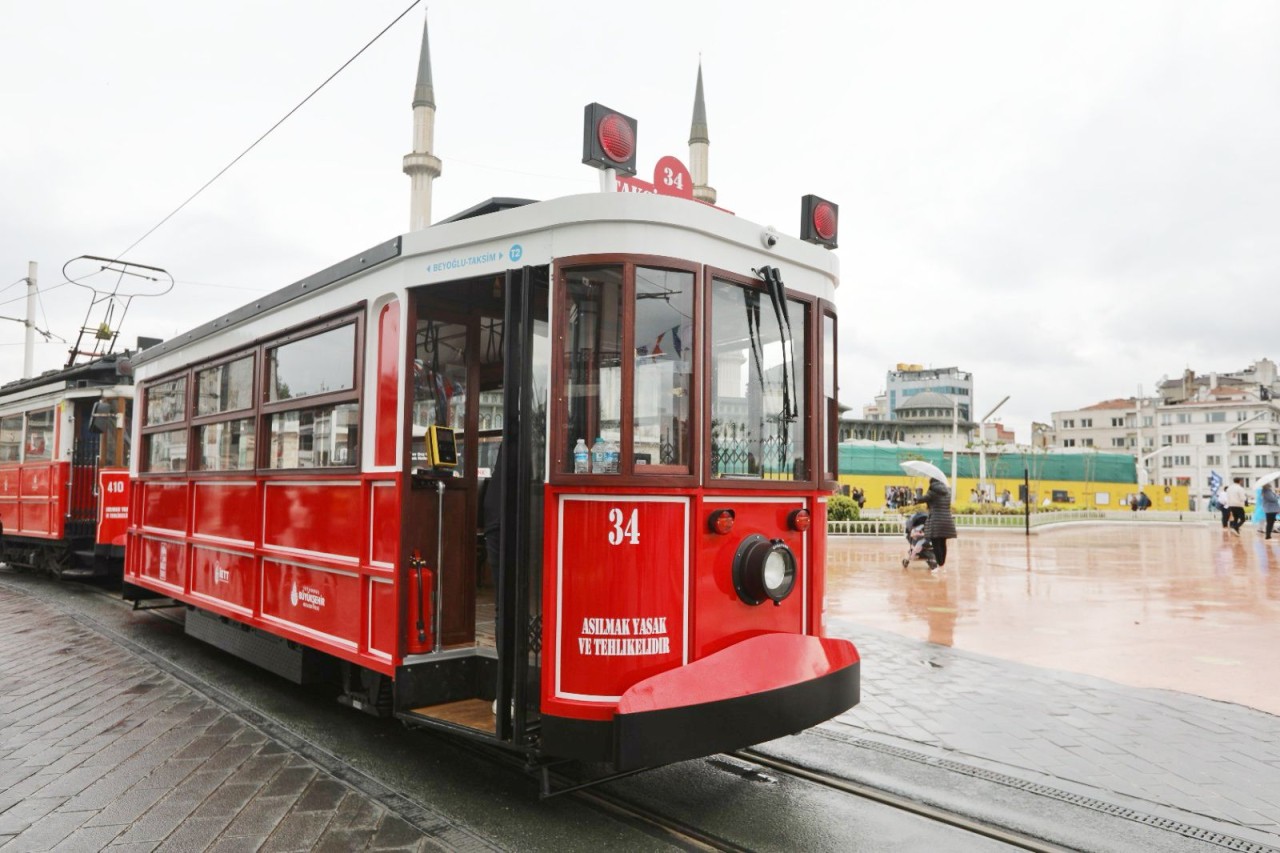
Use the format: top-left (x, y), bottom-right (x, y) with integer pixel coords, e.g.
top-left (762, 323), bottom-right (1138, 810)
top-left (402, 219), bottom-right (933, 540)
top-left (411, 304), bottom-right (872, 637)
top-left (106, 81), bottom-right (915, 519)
top-left (913, 476), bottom-right (958, 568)
top-left (1261, 482), bottom-right (1280, 540)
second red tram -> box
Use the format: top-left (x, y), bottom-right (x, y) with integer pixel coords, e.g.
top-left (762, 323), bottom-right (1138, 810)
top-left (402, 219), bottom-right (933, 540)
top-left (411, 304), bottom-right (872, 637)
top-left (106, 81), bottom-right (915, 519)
top-left (0, 354), bottom-right (133, 577)
top-left (124, 189), bottom-right (859, 774)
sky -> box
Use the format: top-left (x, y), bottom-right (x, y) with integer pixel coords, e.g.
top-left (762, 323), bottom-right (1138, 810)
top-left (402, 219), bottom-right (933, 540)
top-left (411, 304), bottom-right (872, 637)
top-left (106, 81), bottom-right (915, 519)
top-left (3, 0), bottom-right (1278, 443)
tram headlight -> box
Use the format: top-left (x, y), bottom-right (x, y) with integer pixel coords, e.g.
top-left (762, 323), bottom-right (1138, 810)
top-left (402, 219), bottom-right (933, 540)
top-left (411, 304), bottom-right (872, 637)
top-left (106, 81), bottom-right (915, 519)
top-left (732, 534), bottom-right (797, 607)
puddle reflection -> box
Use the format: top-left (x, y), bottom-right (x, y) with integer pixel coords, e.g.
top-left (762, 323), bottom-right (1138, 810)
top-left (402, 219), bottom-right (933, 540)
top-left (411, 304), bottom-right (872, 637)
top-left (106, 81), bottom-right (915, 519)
top-left (826, 525), bottom-right (1280, 714)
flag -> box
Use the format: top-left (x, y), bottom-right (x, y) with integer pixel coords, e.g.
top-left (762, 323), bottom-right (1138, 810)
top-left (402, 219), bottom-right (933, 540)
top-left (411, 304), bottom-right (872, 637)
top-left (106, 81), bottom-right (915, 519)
top-left (1208, 470), bottom-right (1222, 492)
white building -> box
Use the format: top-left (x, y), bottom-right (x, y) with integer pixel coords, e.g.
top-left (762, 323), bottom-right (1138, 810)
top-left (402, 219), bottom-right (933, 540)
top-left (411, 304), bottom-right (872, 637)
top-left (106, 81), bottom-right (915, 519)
top-left (1050, 359), bottom-right (1280, 508)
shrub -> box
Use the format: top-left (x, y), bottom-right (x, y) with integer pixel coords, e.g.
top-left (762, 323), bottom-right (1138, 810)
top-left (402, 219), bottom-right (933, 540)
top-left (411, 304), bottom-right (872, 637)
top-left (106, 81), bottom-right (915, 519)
top-left (828, 494), bottom-right (860, 521)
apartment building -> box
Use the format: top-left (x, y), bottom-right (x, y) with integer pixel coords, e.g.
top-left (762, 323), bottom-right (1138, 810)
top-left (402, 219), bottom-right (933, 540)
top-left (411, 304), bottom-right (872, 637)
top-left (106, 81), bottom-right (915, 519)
top-left (1050, 360), bottom-right (1280, 508)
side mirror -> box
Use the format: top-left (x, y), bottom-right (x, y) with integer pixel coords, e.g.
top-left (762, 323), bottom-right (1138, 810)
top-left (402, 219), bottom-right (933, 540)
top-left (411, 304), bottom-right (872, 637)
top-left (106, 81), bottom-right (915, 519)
top-left (89, 400), bottom-right (114, 435)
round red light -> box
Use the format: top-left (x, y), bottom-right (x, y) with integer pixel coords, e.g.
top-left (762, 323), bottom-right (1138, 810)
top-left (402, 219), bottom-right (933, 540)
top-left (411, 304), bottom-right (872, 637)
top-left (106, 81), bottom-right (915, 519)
top-left (597, 114), bottom-right (635, 164)
top-left (812, 203), bottom-right (837, 241)
top-left (708, 509), bottom-right (735, 535)
top-left (789, 508), bottom-right (812, 532)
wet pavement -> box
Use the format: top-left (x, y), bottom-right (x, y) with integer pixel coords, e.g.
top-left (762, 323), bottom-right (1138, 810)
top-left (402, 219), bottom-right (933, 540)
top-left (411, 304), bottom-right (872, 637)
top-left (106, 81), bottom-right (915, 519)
top-left (822, 519), bottom-right (1280, 850)
top-left (0, 517), bottom-right (1276, 851)
top-left (827, 521), bottom-right (1280, 714)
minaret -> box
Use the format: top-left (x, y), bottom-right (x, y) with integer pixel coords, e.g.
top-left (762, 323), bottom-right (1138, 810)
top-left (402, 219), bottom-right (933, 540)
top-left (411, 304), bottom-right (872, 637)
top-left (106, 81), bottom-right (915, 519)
top-left (688, 61), bottom-right (716, 205)
top-left (403, 11), bottom-right (442, 231)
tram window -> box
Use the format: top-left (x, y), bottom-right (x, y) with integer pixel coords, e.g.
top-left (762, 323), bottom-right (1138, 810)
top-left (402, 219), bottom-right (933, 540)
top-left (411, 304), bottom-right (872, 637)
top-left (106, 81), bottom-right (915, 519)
top-left (0, 415), bottom-right (21, 462)
top-left (198, 418), bottom-right (256, 470)
top-left (197, 355), bottom-right (254, 416)
top-left (145, 377), bottom-right (186, 426)
top-left (24, 408), bottom-right (53, 461)
top-left (562, 266), bottom-right (623, 473)
top-left (634, 267), bottom-right (693, 472)
top-left (412, 320), bottom-right (470, 469)
top-left (268, 324), bottom-right (356, 402)
top-left (146, 428), bottom-right (187, 472)
top-left (709, 279), bottom-right (808, 481)
top-left (266, 402), bottom-right (358, 469)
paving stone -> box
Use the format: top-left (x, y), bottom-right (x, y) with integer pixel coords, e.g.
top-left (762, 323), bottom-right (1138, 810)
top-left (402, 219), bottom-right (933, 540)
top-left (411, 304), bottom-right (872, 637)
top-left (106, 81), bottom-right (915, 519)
top-left (45, 822), bottom-right (125, 851)
top-left (154, 815), bottom-right (237, 853)
top-left (4, 807), bottom-right (93, 851)
top-left (294, 779), bottom-right (348, 813)
top-left (259, 809), bottom-right (333, 852)
top-left (219, 794), bottom-right (300, 840)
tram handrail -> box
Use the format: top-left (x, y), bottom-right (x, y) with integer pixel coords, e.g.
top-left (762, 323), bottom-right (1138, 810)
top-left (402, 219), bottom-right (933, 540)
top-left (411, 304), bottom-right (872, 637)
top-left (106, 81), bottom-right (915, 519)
top-left (828, 509), bottom-right (1206, 536)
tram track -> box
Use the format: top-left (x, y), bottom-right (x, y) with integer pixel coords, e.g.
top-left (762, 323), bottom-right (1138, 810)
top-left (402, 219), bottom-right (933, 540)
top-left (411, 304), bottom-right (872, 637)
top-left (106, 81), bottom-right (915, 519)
top-left (731, 749), bottom-right (1074, 853)
top-left (37, 576), bottom-right (1061, 850)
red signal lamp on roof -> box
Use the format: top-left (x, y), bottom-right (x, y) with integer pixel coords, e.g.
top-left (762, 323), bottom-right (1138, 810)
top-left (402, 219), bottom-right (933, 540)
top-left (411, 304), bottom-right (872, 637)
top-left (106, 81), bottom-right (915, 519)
top-left (800, 194), bottom-right (838, 249)
top-left (582, 103), bottom-right (639, 176)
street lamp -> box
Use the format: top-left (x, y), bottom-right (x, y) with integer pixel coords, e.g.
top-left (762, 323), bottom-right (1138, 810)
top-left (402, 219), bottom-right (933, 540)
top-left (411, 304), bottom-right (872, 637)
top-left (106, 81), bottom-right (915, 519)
top-left (978, 395), bottom-right (1010, 501)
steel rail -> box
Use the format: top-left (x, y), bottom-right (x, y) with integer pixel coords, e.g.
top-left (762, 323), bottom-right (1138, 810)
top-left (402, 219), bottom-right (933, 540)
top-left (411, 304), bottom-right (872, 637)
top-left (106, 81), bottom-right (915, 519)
top-left (735, 749), bottom-right (1074, 853)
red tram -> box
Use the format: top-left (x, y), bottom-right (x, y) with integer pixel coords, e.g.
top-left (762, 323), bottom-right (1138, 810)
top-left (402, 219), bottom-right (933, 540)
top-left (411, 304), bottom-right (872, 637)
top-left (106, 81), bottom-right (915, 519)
top-left (124, 177), bottom-right (859, 775)
top-left (0, 354), bottom-right (133, 577)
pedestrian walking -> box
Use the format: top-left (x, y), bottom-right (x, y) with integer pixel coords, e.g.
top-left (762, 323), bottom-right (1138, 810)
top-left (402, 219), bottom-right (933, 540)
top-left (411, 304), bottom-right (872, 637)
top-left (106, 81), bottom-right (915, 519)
top-left (1217, 483), bottom-right (1232, 529)
top-left (1225, 478), bottom-right (1249, 536)
top-left (1260, 483), bottom-right (1280, 540)
top-left (913, 477), bottom-right (957, 568)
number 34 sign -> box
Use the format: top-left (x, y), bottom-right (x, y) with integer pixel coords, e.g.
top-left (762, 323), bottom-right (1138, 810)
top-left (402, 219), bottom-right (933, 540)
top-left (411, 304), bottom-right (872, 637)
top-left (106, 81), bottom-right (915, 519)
top-left (616, 155), bottom-right (694, 200)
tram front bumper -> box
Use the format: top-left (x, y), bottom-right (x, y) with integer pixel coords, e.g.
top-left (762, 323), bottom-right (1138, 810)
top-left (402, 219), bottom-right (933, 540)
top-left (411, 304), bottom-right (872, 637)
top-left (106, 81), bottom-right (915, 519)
top-left (543, 633), bottom-right (860, 770)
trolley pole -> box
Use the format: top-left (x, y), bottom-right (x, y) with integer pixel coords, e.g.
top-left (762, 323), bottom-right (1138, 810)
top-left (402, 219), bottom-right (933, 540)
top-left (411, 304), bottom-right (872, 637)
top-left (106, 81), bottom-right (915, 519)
top-left (24, 261), bottom-right (37, 379)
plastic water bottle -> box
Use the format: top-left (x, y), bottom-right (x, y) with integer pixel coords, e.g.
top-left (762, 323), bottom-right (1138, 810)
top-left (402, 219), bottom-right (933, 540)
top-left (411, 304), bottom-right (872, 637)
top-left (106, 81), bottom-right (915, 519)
top-left (591, 437), bottom-right (607, 474)
top-left (605, 438), bottom-right (619, 474)
top-left (573, 438), bottom-right (589, 474)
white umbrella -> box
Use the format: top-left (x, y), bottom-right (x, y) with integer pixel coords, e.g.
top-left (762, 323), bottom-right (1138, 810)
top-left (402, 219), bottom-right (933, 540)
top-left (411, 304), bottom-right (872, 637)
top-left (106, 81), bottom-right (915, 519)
top-left (1254, 470), bottom-right (1280, 488)
top-left (900, 460), bottom-right (947, 485)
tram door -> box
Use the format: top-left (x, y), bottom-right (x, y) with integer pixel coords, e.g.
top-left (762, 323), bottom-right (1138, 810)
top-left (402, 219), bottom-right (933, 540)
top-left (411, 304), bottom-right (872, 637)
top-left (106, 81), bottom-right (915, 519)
top-left (67, 399), bottom-right (103, 541)
top-left (405, 266), bottom-right (548, 739)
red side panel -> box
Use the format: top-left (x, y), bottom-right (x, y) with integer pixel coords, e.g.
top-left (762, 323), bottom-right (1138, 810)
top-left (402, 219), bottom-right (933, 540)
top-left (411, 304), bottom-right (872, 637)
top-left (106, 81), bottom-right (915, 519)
top-left (263, 482), bottom-right (362, 561)
top-left (142, 481), bottom-right (189, 533)
top-left (368, 577), bottom-right (396, 660)
top-left (375, 301), bottom-right (400, 468)
top-left (617, 633), bottom-right (859, 714)
top-left (261, 559), bottom-right (360, 650)
top-left (190, 546), bottom-right (256, 615)
top-left (550, 494), bottom-right (689, 708)
top-left (192, 481), bottom-right (258, 544)
top-left (16, 463), bottom-right (63, 537)
top-left (370, 482), bottom-right (398, 566)
top-left (136, 537), bottom-right (186, 594)
top-left (97, 469), bottom-right (131, 547)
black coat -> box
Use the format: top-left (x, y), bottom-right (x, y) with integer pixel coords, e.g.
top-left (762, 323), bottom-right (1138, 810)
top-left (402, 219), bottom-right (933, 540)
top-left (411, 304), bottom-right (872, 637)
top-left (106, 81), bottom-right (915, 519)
top-left (916, 480), bottom-right (957, 540)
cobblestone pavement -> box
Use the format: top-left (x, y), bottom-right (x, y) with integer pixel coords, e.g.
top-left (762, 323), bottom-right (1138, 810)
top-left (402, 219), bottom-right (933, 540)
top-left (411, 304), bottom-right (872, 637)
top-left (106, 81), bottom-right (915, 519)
top-left (0, 586), bottom-right (493, 852)
top-left (830, 619), bottom-right (1280, 850)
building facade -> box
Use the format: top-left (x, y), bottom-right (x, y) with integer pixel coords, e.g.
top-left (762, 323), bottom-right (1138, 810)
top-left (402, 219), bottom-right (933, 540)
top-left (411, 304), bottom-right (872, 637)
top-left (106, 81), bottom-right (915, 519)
top-left (1050, 360), bottom-right (1280, 508)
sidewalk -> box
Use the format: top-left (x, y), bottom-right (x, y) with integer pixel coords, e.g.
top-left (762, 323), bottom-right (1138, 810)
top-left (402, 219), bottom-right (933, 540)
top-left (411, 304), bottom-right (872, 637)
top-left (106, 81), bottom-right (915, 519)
top-left (0, 583), bottom-right (491, 852)
top-left (825, 620), bottom-right (1280, 851)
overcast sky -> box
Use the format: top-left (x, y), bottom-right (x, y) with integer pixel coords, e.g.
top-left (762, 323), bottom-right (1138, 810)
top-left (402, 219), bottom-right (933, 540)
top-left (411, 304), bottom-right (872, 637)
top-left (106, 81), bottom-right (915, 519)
top-left (3, 0), bottom-right (1278, 442)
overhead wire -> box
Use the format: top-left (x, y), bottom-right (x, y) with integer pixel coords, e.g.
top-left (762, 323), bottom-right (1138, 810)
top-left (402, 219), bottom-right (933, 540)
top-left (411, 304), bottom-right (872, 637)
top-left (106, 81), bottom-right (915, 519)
top-left (107, 0), bottom-right (424, 265)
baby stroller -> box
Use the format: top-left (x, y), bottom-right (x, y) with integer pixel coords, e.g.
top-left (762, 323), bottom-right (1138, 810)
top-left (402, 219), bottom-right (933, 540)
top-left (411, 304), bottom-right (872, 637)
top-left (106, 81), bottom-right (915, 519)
top-left (902, 511), bottom-right (938, 570)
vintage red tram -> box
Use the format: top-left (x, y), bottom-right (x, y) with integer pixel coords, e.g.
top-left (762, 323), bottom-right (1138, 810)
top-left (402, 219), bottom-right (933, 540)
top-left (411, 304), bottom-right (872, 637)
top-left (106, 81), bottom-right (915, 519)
top-left (0, 354), bottom-right (133, 577)
top-left (123, 185), bottom-right (859, 776)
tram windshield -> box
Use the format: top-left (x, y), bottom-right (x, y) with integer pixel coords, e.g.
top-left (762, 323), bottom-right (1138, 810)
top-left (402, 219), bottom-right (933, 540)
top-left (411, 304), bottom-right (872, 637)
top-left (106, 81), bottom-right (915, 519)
top-left (710, 277), bottom-right (807, 480)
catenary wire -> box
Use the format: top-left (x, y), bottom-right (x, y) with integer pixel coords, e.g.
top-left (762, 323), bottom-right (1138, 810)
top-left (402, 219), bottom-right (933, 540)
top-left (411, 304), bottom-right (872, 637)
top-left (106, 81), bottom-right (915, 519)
top-left (105, 0), bottom-right (424, 266)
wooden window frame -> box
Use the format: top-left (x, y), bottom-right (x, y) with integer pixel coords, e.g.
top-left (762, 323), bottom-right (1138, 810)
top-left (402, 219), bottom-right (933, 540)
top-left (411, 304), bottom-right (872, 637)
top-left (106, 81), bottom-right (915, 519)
top-left (136, 305), bottom-right (365, 479)
top-left (550, 253), bottom-right (701, 488)
top-left (702, 265), bottom-right (819, 490)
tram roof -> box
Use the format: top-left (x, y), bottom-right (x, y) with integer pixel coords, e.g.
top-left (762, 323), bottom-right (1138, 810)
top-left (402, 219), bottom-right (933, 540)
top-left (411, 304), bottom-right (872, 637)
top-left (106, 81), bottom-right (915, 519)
top-left (132, 192), bottom-right (840, 370)
top-left (0, 351), bottom-right (135, 399)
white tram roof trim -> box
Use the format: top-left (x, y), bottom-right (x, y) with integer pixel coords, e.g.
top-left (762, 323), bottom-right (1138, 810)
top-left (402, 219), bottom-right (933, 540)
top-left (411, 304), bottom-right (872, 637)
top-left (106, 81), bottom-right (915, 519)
top-left (132, 192), bottom-right (839, 372)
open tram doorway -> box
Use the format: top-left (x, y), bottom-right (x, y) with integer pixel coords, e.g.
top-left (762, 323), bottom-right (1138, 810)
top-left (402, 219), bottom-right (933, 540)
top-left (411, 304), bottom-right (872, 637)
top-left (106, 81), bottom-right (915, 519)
top-left (399, 265), bottom-right (549, 748)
